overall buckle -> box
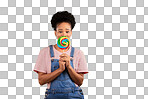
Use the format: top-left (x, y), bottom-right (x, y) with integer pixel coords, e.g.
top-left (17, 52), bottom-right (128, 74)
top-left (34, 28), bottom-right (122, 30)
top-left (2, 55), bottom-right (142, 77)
top-left (52, 89), bottom-right (55, 94)
top-left (72, 88), bottom-right (74, 93)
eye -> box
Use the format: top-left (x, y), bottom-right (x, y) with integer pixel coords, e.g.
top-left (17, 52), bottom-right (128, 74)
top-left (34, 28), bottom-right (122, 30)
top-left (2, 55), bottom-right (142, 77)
top-left (59, 31), bottom-right (62, 33)
top-left (66, 31), bottom-right (69, 33)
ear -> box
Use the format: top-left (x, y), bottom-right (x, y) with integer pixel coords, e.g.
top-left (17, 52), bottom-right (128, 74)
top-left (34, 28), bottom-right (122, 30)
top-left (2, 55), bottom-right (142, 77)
top-left (70, 31), bottom-right (72, 36)
top-left (54, 31), bottom-right (56, 36)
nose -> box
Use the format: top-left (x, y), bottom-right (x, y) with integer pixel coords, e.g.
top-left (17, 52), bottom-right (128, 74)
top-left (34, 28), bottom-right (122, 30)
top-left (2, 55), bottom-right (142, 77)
top-left (61, 32), bottom-right (67, 36)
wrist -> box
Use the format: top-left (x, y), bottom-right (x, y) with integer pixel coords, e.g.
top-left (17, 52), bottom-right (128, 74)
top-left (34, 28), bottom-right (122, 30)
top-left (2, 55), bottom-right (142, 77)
top-left (67, 65), bottom-right (72, 70)
top-left (58, 68), bottom-right (64, 73)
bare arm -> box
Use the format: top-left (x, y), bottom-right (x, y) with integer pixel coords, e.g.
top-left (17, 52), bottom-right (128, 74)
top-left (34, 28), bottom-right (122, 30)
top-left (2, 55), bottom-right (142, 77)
top-left (38, 67), bottom-right (84, 86)
top-left (38, 59), bottom-right (66, 86)
top-left (38, 69), bottom-right (63, 86)
top-left (67, 66), bottom-right (84, 86)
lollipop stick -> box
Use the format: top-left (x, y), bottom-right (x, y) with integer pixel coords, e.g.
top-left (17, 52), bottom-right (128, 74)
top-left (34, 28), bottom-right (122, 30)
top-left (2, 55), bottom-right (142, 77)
top-left (62, 49), bottom-right (64, 53)
top-left (63, 48), bottom-right (66, 53)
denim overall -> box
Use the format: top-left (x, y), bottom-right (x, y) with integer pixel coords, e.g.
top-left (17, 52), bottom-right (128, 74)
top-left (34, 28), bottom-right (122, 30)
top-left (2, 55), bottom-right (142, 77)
top-left (44, 45), bottom-right (84, 99)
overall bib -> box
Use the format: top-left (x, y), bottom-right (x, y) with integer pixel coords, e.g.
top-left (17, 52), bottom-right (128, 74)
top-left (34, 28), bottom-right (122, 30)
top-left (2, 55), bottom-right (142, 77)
top-left (44, 45), bottom-right (84, 99)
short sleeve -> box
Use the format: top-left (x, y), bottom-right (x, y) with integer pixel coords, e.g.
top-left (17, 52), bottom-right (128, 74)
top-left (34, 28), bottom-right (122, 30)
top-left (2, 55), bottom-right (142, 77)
top-left (77, 50), bottom-right (89, 74)
top-left (33, 48), bottom-right (47, 73)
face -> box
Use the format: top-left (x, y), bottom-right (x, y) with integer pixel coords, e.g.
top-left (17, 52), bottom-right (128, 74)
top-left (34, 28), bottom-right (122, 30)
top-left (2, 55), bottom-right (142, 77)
top-left (55, 22), bottom-right (72, 39)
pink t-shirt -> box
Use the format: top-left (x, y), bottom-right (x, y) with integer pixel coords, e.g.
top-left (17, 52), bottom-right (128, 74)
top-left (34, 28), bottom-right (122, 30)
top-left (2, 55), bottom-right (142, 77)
top-left (33, 45), bottom-right (88, 89)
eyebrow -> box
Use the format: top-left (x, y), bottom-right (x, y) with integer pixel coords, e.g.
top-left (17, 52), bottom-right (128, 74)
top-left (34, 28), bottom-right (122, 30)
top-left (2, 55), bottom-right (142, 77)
top-left (58, 29), bottom-right (70, 30)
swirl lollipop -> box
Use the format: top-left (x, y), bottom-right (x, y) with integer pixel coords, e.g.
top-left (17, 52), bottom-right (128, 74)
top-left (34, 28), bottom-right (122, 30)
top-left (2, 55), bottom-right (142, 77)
top-left (57, 36), bottom-right (70, 52)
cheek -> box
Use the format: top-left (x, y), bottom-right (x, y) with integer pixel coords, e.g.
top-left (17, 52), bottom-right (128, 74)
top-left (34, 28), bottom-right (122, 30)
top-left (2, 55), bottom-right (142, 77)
top-left (68, 35), bottom-right (71, 38)
top-left (56, 34), bottom-right (61, 38)
top-left (67, 34), bottom-right (71, 37)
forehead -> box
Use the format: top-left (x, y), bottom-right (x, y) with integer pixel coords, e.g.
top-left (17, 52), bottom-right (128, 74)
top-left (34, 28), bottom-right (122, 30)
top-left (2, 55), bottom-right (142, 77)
top-left (56, 22), bottom-right (71, 30)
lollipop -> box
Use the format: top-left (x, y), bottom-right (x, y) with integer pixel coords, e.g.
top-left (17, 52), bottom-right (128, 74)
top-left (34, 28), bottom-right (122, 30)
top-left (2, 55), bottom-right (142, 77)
top-left (57, 36), bottom-right (70, 51)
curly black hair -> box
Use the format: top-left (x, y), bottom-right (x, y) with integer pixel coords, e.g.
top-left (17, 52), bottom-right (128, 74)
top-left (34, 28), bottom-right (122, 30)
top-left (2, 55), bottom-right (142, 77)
top-left (50, 11), bottom-right (76, 31)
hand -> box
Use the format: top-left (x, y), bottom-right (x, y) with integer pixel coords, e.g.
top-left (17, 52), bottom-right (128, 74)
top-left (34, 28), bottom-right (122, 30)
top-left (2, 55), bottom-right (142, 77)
top-left (59, 53), bottom-right (71, 68)
top-left (59, 60), bottom-right (66, 72)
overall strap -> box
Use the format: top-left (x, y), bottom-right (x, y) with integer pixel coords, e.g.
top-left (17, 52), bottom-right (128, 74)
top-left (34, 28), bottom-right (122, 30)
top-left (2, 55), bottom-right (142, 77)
top-left (70, 46), bottom-right (75, 58)
top-left (49, 45), bottom-right (54, 58)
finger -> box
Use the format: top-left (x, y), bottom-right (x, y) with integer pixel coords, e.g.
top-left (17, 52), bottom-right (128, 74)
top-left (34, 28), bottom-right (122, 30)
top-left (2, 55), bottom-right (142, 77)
top-left (59, 58), bottom-right (65, 60)
top-left (60, 59), bottom-right (65, 63)
top-left (60, 54), bottom-right (66, 57)
top-left (62, 60), bottom-right (66, 62)
top-left (60, 58), bottom-right (67, 62)
top-left (60, 56), bottom-right (69, 59)
top-left (60, 56), bottom-right (67, 58)
top-left (62, 62), bottom-right (66, 65)
top-left (60, 57), bottom-right (65, 60)
top-left (60, 57), bottom-right (68, 60)
top-left (60, 54), bottom-right (67, 57)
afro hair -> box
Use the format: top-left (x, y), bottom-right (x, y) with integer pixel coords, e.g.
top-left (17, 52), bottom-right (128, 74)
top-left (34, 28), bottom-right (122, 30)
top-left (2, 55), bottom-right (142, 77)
top-left (50, 11), bottom-right (76, 31)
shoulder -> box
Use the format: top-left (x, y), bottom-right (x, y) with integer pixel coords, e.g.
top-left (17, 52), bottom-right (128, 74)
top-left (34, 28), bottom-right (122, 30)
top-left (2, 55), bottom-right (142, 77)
top-left (38, 47), bottom-right (49, 55)
top-left (40, 47), bottom-right (49, 52)
top-left (73, 47), bottom-right (85, 57)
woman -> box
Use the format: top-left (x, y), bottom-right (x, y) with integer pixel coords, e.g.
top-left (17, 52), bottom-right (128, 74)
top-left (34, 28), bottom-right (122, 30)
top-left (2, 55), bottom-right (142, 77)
top-left (33, 11), bottom-right (88, 99)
